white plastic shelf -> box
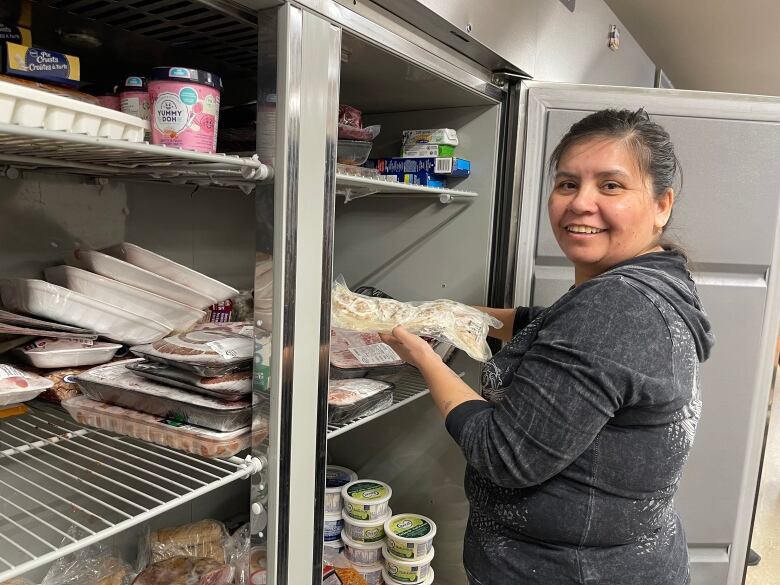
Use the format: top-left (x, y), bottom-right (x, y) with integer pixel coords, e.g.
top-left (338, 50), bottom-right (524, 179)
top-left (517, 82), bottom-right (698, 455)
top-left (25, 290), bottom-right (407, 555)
top-left (0, 124), bottom-right (272, 189)
top-left (335, 173), bottom-right (478, 204)
top-left (326, 369), bottom-right (462, 439)
top-left (0, 402), bottom-right (259, 582)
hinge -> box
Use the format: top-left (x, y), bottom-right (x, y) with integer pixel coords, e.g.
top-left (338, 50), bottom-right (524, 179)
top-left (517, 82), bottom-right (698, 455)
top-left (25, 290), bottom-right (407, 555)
top-left (491, 70), bottom-right (532, 88)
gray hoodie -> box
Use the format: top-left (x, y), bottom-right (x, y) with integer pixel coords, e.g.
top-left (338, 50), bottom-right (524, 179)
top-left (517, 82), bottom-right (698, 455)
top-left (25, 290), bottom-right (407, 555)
top-left (446, 251), bottom-right (715, 585)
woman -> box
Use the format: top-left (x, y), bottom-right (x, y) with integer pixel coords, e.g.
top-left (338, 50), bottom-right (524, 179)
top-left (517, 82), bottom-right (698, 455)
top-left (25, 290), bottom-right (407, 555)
top-left (381, 109), bottom-right (715, 585)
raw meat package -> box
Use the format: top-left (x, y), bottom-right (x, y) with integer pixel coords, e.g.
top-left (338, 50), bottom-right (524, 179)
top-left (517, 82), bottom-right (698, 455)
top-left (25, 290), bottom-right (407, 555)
top-left (131, 322), bottom-right (253, 377)
top-left (148, 520), bottom-right (230, 564)
top-left (330, 328), bottom-right (405, 380)
top-left (328, 378), bottom-right (393, 424)
top-left (34, 366), bottom-right (88, 403)
top-left (75, 360), bottom-right (251, 432)
top-left (0, 363), bottom-right (53, 406)
top-left (62, 396), bottom-right (251, 458)
top-left (331, 276), bottom-right (501, 362)
top-left (126, 360), bottom-right (251, 401)
top-left (13, 337), bottom-right (122, 368)
top-left (132, 556), bottom-right (233, 585)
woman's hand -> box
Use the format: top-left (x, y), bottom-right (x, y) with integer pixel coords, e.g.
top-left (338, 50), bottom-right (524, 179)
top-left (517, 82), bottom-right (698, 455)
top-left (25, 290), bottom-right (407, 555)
top-left (379, 325), bottom-right (441, 370)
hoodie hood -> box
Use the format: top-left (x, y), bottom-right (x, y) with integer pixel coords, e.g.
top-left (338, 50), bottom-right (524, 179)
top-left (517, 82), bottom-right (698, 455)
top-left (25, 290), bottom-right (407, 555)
top-left (600, 250), bottom-right (715, 362)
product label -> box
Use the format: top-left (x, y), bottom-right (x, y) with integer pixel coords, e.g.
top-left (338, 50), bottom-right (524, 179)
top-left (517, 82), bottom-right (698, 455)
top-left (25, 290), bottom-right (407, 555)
top-left (24, 48), bottom-right (69, 76)
top-left (345, 503), bottom-right (370, 521)
top-left (346, 481), bottom-right (389, 501)
top-left (362, 527), bottom-right (383, 542)
top-left (347, 343), bottom-right (400, 366)
top-left (0, 364), bottom-right (26, 380)
top-left (389, 516), bottom-right (432, 538)
top-left (169, 67), bottom-right (192, 79)
top-left (154, 92), bottom-right (188, 134)
top-left (120, 94), bottom-right (151, 121)
top-left (386, 562), bottom-right (427, 583)
top-left (386, 538), bottom-right (415, 559)
top-left (206, 337), bottom-right (253, 360)
top-left (125, 76), bottom-right (144, 87)
top-left (239, 325), bottom-right (254, 338)
top-left (325, 467), bottom-right (353, 488)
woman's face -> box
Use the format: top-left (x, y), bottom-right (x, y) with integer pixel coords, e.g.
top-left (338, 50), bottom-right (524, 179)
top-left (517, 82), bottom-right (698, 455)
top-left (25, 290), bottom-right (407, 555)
top-left (548, 137), bottom-right (674, 284)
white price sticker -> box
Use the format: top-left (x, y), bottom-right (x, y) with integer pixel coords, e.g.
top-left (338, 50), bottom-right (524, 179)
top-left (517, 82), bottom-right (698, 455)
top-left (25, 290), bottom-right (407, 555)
top-left (206, 338), bottom-right (253, 360)
top-left (0, 364), bottom-right (27, 380)
top-left (347, 343), bottom-right (401, 366)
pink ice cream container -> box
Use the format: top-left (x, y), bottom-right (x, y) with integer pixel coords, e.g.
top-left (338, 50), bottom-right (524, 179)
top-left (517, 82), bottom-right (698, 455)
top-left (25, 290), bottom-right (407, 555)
top-left (119, 76), bottom-right (151, 121)
top-left (148, 67), bottom-right (222, 154)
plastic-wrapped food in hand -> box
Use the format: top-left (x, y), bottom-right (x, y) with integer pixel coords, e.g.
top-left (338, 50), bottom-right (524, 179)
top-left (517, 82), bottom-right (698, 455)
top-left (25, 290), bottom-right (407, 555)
top-left (330, 276), bottom-right (501, 362)
top-left (132, 556), bottom-right (233, 585)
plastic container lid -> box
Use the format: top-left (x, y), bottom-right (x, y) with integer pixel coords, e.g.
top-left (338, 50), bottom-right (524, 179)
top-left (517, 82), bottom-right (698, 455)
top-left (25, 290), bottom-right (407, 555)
top-left (383, 567), bottom-right (435, 584)
top-left (382, 545), bottom-right (435, 567)
top-left (340, 530), bottom-right (384, 550)
top-left (121, 76), bottom-right (147, 92)
top-left (341, 480), bottom-right (392, 506)
top-left (326, 465), bottom-right (357, 491)
top-left (384, 513), bottom-right (437, 542)
top-left (150, 66), bottom-right (222, 91)
top-left (341, 507), bottom-right (391, 527)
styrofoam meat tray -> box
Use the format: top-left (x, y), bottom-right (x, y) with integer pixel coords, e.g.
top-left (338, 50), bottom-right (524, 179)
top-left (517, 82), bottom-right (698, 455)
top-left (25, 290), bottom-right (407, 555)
top-left (0, 79), bottom-right (148, 141)
top-left (62, 396), bottom-right (250, 459)
top-left (75, 360), bottom-right (251, 432)
top-left (45, 265), bottom-right (205, 332)
top-left (76, 250), bottom-right (218, 309)
top-left (0, 278), bottom-right (171, 345)
top-left (104, 243), bottom-right (239, 304)
top-left (13, 339), bottom-right (122, 368)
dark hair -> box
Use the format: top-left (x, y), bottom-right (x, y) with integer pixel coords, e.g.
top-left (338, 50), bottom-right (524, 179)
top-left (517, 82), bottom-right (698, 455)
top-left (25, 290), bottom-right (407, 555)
top-left (548, 108), bottom-right (683, 248)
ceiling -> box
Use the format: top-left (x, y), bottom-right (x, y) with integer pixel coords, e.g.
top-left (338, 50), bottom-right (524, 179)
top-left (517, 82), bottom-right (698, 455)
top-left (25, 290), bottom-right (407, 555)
top-left (605, 0), bottom-right (780, 97)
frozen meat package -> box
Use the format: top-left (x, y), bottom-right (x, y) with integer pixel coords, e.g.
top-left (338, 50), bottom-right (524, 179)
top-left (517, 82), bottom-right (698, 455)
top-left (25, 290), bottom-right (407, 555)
top-left (131, 322), bottom-right (254, 377)
top-left (62, 396), bottom-right (251, 458)
top-left (75, 360), bottom-right (251, 432)
top-left (328, 378), bottom-right (394, 424)
top-left (0, 363), bottom-right (54, 406)
top-left (126, 360), bottom-right (251, 401)
top-left (145, 519), bottom-right (231, 564)
top-left (330, 277), bottom-right (501, 362)
top-left (330, 328), bottom-right (404, 380)
top-left (13, 337), bottom-right (122, 368)
top-left (132, 556), bottom-right (233, 585)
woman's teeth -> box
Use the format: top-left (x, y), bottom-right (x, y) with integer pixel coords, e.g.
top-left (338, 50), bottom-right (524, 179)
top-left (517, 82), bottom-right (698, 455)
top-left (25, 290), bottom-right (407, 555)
top-left (566, 225), bottom-right (606, 234)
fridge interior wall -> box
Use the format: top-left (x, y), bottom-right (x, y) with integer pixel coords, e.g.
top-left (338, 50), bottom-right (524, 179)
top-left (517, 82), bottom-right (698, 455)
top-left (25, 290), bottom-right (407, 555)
top-left (0, 174), bottom-right (254, 580)
top-left (327, 31), bottom-right (502, 583)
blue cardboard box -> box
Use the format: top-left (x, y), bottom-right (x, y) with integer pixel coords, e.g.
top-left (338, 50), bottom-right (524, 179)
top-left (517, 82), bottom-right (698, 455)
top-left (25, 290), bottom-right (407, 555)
top-left (367, 157), bottom-right (471, 178)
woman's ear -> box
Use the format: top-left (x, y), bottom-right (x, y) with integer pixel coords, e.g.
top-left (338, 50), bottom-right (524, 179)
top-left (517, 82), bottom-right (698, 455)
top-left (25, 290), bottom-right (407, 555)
top-left (655, 188), bottom-right (675, 230)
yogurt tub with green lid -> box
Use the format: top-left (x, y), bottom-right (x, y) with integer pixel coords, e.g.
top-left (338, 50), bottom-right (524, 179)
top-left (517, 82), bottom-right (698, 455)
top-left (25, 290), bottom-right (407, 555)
top-left (384, 513), bottom-right (437, 560)
top-left (325, 465), bottom-right (357, 514)
top-left (353, 561), bottom-right (384, 585)
top-left (382, 545), bottom-right (434, 584)
top-left (341, 530), bottom-right (384, 566)
top-left (341, 479), bottom-right (392, 521)
top-left (383, 567), bottom-right (435, 585)
top-left (341, 507), bottom-right (391, 543)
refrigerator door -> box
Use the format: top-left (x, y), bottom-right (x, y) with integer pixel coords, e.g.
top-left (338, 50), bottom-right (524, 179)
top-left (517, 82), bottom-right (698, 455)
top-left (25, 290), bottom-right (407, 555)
top-left (512, 82), bottom-right (780, 585)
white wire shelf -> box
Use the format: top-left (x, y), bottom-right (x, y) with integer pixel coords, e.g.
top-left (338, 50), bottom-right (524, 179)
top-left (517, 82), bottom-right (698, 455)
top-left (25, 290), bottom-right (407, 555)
top-left (335, 173), bottom-right (478, 204)
top-left (0, 124), bottom-right (272, 190)
top-left (0, 402), bottom-right (260, 582)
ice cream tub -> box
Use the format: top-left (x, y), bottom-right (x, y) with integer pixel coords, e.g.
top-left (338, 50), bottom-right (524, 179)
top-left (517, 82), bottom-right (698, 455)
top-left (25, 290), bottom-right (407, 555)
top-left (323, 511), bottom-right (344, 542)
top-left (149, 66), bottom-right (222, 153)
top-left (341, 530), bottom-right (384, 566)
top-left (341, 480), bottom-right (392, 521)
top-left (383, 567), bottom-right (434, 585)
top-left (325, 465), bottom-right (357, 514)
top-left (353, 562), bottom-right (384, 585)
top-left (382, 546), bottom-right (434, 584)
top-left (119, 76), bottom-right (150, 121)
top-left (384, 514), bottom-right (436, 560)
top-left (341, 507), bottom-right (390, 543)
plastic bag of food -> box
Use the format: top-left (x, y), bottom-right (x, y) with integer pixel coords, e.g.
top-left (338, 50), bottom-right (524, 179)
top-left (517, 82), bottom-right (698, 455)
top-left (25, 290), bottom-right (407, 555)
top-left (132, 556), bottom-right (234, 585)
top-left (0, 363), bottom-right (54, 406)
top-left (229, 524), bottom-right (253, 585)
top-left (41, 532), bottom-right (133, 585)
top-left (338, 105), bottom-right (363, 128)
top-left (35, 366), bottom-right (87, 403)
top-left (131, 323), bottom-right (253, 377)
top-left (328, 378), bottom-right (394, 424)
top-left (330, 276), bottom-right (501, 362)
top-left (140, 519), bottom-right (232, 566)
top-left (338, 124), bottom-right (381, 141)
top-left (330, 328), bottom-right (404, 379)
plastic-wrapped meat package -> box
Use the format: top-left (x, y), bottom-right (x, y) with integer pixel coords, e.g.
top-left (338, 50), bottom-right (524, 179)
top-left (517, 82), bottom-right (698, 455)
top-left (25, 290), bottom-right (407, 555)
top-left (132, 557), bottom-right (233, 585)
top-left (337, 104), bottom-right (380, 141)
top-left (126, 360), bottom-right (250, 400)
top-left (62, 396), bottom-right (250, 458)
top-left (328, 378), bottom-right (393, 424)
top-left (0, 363), bottom-right (53, 406)
top-left (131, 322), bottom-right (253, 377)
top-left (146, 520), bottom-right (231, 564)
top-left (41, 531), bottom-right (134, 585)
top-left (75, 360), bottom-right (251, 432)
top-left (330, 328), bottom-right (405, 381)
top-left (34, 366), bottom-right (87, 403)
top-left (330, 276), bottom-right (501, 362)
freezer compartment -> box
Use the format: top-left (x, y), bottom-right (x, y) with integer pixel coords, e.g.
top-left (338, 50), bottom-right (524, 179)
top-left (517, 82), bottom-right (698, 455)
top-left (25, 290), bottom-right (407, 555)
top-left (75, 360), bottom-right (251, 432)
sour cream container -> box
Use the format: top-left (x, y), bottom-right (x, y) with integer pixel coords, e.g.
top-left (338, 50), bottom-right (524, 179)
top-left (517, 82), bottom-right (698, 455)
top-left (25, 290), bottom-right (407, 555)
top-left (323, 511), bottom-right (344, 542)
top-left (148, 66), bottom-right (222, 154)
top-left (383, 567), bottom-right (434, 584)
top-left (342, 507), bottom-right (390, 543)
top-left (342, 479), bottom-right (392, 521)
top-left (323, 538), bottom-right (344, 554)
top-left (325, 465), bottom-right (357, 514)
top-left (382, 546), bottom-right (434, 584)
top-left (341, 530), bottom-right (384, 566)
top-left (119, 76), bottom-right (151, 121)
top-left (384, 513), bottom-right (436, 560)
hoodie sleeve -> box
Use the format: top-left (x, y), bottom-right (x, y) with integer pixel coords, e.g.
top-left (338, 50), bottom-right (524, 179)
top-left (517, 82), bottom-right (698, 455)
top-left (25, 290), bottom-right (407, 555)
top-left (446, 278), bottom-right (673, 489)
top-left (512, 306), bottom-right (547, 335)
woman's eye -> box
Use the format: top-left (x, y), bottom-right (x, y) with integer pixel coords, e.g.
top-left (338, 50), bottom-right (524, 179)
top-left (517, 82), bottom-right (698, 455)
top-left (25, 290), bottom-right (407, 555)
top-left (557, 181), bottom-right (576, 190)
top-left (602, 182), bottom-right (621, 191)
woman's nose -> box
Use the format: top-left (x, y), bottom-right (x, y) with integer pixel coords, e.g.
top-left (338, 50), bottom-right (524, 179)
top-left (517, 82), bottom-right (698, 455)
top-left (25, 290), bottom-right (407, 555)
top-left (567, 185), bottom-right (598, 214)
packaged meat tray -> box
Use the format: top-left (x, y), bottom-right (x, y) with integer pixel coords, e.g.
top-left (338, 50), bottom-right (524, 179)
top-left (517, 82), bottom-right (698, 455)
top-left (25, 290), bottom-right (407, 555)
top-left (13, 337), bottom-right (122, 368)
top-left (62, 396), bottom-right (251, 458)
top-left (131, 323), bottom-right (253, 377)
top-left (328, 378), bottom-right (394, 425)
top-left (34, 366), bottom-right (87, 403)
top-left (75, 360), bottom-right (251, 432)
top-left (126, 360), bottom-right (251, 401)
top-left (330, 328), bottom-right (405, 380)
top-left (132, 556), bottom-right (234, 585)
top-left (0, 363), bottom-right (54, 406)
